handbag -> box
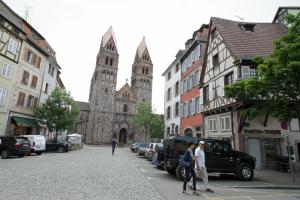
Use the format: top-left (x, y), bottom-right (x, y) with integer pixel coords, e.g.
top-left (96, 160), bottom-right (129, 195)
top-left (179, 158), bottom-right (190, 167)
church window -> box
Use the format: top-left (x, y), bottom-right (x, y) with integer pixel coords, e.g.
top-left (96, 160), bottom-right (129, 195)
top-left (105, 57), bottom-right (109, 65)
top-left (142, 68), bottom-right (145, 74)
top-left (110, 58), bottom-right (113, 66)
top-left (123, 104), bottom-right (128, 113)
top-left (146, 68), bottom-right (148, 75)
top-left (105, 88), bottom-right (108, 95)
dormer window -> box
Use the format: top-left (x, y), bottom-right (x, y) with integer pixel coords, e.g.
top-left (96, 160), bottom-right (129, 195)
top-left (240, 23), bottom-right (256, 32)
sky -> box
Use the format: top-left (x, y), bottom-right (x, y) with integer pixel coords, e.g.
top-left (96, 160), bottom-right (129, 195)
top-left (3, 0), bottom-right (300, 114)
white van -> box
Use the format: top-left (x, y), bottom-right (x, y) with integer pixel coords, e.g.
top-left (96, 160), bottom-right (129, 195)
top-left (21, 135), bottom-right (46, 155)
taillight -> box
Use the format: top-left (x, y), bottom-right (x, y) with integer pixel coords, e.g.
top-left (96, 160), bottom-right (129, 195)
top-left (32, 142), bottom-right (35, 147)
top-left (15, 143), bottom-right (22, 148)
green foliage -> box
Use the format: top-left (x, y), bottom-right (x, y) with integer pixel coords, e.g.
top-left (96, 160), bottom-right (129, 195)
top-left (225, 13), bottom-right (300, 121)
top-left (34, 87), bottom-right (80, 133)
top-left (132, 102), bottom-right (164, 140)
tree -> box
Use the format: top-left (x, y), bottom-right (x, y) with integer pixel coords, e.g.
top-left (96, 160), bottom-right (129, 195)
top-left (34, 87), bottom-right (80, 137)
top-left (225, 13), bottom-right (300, 123)
top-left (131, 102), bottom-right (164, 142)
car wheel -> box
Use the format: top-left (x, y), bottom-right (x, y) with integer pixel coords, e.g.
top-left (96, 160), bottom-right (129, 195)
top-left (167, 168), bottom-right (176, 175)
top-left (58, 147), bottom-right (64, 153)
top-left (237, 163), bottom-right (254, 180)
top-left (18, 154), bottom-right (25, 158)
top-left (36, 152), bottom-right (42, 155)
top-left (1, 150), bottom-right (10, 159)
top-left (176, 165), bottom-right (186, 181)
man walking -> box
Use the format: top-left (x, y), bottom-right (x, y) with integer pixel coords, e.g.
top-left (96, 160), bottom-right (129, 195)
top-left (112, 138), bottom-right (117, 155)
top-left (189, 140), bottom-right (214, 193)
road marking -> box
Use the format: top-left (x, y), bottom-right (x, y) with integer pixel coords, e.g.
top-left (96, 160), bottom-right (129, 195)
top-left (147, 176), bottom-right (156, 180)
top-left (140, 168), bottom-right (146, 172)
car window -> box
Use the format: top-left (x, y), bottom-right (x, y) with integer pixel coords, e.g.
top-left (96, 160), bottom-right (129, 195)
top-left (213, 142), bottom-right (231, 154)
top-left (204, 142), bottom-right (213, 153)
top-left (140, 144), bottom-right (147, 147)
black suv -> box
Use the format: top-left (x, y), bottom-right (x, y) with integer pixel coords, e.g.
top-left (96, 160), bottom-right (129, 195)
top-left (0, 136), bottom-right (31, 159)
top-left (163, 136), bottom-right (256, 181)
top-left (46, 140), bottom-right (69, 153)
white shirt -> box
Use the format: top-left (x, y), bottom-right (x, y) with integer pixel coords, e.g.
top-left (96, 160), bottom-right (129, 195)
top-left (195, 147), bottom-right (205, 167)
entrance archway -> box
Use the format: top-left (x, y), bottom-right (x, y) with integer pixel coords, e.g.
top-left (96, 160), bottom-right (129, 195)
top-left (119, 128), bottom-right (127, 144)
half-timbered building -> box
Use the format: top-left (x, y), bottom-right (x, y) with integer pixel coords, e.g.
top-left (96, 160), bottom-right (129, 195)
top-left (199, 16), bottom-right (299, 169)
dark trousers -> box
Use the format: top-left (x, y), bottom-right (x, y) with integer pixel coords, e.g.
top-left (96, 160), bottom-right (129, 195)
top-left (183, 165), bottom-right (196, 191)
top-left (112, 146), bottom-right (116, 155)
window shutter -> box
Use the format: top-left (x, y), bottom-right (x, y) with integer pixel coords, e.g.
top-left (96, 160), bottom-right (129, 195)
top-left (209, 82), bottom-right (213, 101)
top-left (233, 67), bottom-right (238, 81)
top-left (200, 88), bottom-right (203, 105)
top-left (23, 48), bottom-right (28, 60)
top-left (241, 65), bottom-right (250, 79)
top-left (219, 76), bottom-right (224, 96)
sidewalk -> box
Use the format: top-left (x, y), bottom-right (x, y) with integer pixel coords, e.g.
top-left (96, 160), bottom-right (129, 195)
top-left (209, 169), bottom-right (300, 190)
top-left (250, 169), bottom-right (300, 188)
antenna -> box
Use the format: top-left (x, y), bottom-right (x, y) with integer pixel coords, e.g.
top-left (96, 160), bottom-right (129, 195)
top-left (235, 15), bottom-right (244, 21)
top-left (24, 6), bottom-right (33, 21)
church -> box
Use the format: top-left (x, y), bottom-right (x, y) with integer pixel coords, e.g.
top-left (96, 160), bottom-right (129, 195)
top-left (75, 27), bottom-right (153, 144)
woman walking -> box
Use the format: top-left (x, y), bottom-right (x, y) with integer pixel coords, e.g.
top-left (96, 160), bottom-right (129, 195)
top-left (182, 141), bottom-right (200, 196)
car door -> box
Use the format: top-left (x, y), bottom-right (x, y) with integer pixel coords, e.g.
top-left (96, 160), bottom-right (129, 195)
top-left (211, 141), bottom-right (237, 172)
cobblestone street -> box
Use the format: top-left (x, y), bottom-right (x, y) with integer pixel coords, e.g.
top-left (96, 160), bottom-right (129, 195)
top-left (1, 146), bottom-right (300, 200)
top-left (0, 146), bottom-right (163, 200)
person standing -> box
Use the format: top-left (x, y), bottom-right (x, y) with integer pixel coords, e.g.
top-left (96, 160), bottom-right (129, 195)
top-left (182, 141), bottom-right (200, 196)
top-left (111, 138), bottom-right (117, 155)
top-left (189, 140), bottom-right (214, 193)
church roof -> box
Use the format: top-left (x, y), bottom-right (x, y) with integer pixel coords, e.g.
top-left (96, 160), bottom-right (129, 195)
top-left (101, 26), bottom-right (117, 48)
top-left (115, 83), bottom-right (137, 101)
top-left (76, 101), bottom-right (90, 111)
top-left (136, 36), bottom-right (148, 58)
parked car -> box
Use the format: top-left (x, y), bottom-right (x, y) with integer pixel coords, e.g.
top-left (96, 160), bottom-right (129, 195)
top-left (0, 136), bottom-right (31, 159)
top-left (21, 135), bottom-right (45, 155)
top-left (152, 143), bottom-right (164, 169)
top-left (145, 143), bottom-right (157, 160)
top-left (130, 143), bottom-right (140, 152)
top-left (136, 143), bottom-right (148, 156)
top-left (163, 135), bottom-right (256, 181)
top-left (46, 139), bottom-right (69, 153)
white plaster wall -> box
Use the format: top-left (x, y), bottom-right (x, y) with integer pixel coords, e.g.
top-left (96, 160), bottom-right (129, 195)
top-left (163, 61), bottom-right (181, 138)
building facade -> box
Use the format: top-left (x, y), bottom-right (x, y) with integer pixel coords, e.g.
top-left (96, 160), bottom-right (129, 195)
top-left (0, 5), bottom-right (24, 134)
top-left (199, 14), bottom-right (300, 169)
top-left (180, 25), bottom-right (208, 138)
top-left (162, 50), bottom-right (183, 138)
top-left (81, 27), bottom-right (153, 144)
top-left (0, 0), bottom-right (63, 137)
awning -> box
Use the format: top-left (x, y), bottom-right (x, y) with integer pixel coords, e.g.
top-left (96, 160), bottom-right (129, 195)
top-left (12, 116), bottom-right (37, 127)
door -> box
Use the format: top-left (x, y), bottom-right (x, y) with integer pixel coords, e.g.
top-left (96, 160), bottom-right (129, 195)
top-left (211, 141), bottom-right (237, 172)
top-left (248, 138), bottom-right (262, 169)
top-left (119, 128), bottom-right (127, 144)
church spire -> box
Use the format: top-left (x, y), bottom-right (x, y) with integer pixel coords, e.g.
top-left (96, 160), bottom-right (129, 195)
top-left (101, 26), bottom-right (117, 49)
top-left (136, 36), bottom-right (147, 58)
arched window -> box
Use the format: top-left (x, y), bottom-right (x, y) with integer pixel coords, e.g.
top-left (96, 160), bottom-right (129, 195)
top-left (105, 88), bottom-right (108, 95)
top-left (123, 104), bottom-right (128, 112)
top-left (105, 57), bottom-right (109, 65)
top-left (110, 58), bottom-right (113, 66)
top-left (184, 128), bottom-right (193, 137)
top-left (146, 68), bottom-right (148, 75)
top-left (142, 68), bottom-right (145, 74)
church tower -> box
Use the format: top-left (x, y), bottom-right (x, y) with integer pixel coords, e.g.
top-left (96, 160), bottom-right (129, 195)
top-left (87, 26), bottom-right (119, 144)
top-left (131, 37), bottom-right (153, 104)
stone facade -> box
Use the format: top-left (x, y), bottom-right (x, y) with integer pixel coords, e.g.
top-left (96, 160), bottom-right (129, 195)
top-left (75, 27), bottom-right (153, 144)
